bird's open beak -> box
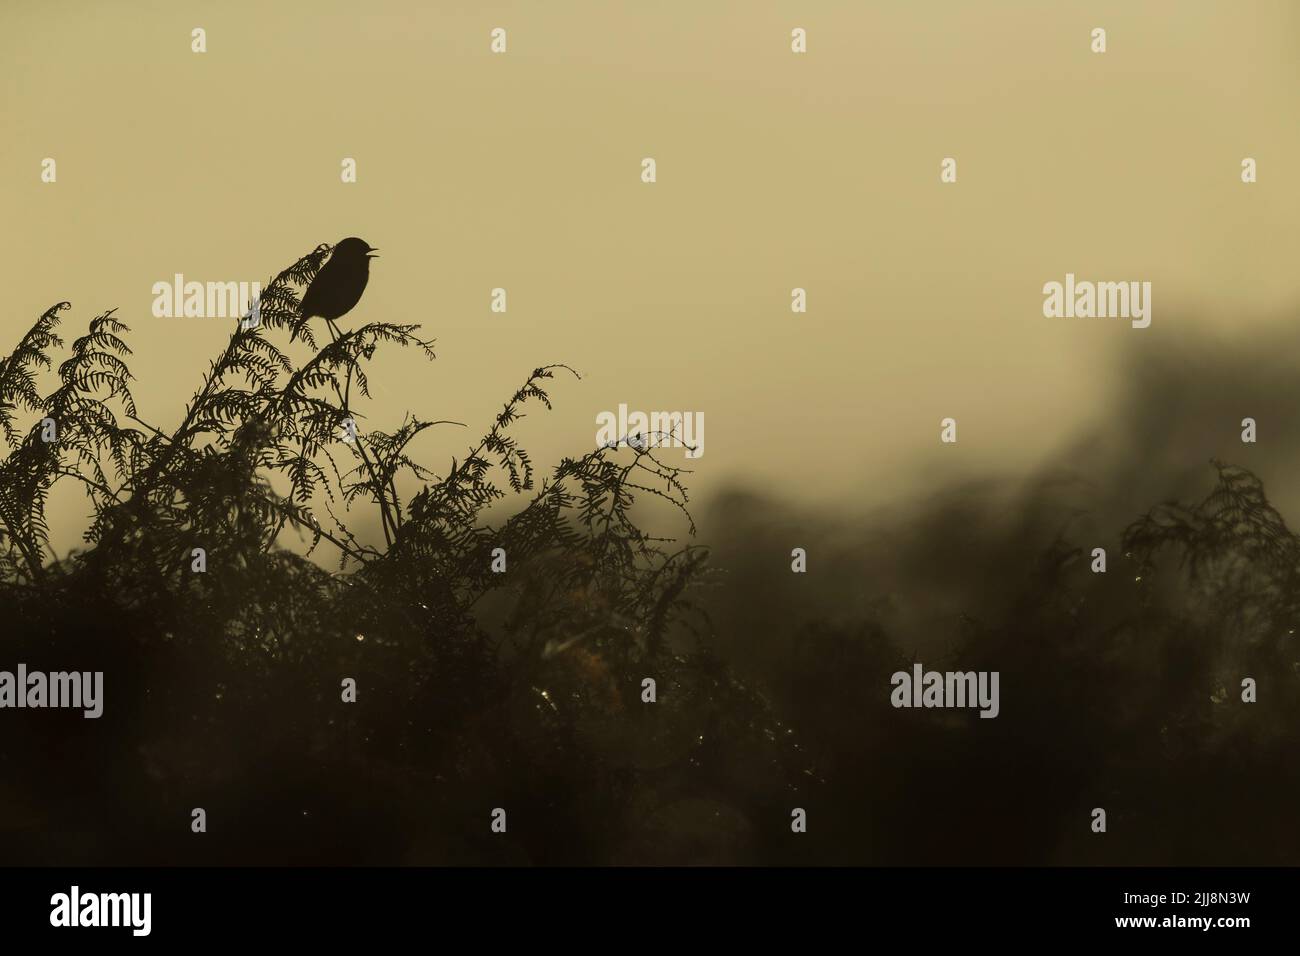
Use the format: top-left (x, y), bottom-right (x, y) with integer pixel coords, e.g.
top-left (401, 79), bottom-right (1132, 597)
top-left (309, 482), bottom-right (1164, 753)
top-left (367, 248), bottom-right (380, 258)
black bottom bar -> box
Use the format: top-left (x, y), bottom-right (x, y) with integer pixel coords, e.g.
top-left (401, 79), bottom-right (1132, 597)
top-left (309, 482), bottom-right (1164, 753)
top-left (0, 866), bottom-right (1282, 941)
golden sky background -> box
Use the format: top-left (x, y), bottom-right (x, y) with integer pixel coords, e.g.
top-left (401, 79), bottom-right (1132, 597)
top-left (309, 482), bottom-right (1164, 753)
top-left (4, 1), bottom-right (1300, 553)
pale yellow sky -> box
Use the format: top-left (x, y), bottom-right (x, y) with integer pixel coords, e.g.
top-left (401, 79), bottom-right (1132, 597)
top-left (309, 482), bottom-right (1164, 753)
top-left (3, 0), bottom-right (1298, 553)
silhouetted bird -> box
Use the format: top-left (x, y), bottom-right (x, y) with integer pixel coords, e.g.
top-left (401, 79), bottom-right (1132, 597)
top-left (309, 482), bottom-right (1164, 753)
top-left (299, 237), bottom-right (378, 333)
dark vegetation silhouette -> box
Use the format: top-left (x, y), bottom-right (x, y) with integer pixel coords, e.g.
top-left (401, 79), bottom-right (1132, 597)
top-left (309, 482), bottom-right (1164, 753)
top-left (0, 243), bottom-right (796, 864)
top-left (1, 245), bottom-right (1296, 864)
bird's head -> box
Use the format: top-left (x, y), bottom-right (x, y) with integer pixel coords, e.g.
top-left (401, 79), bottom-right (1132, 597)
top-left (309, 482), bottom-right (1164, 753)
top-left (333, 237), bottom-right (379, 262)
